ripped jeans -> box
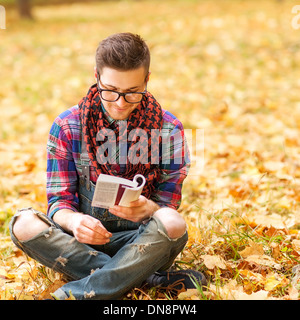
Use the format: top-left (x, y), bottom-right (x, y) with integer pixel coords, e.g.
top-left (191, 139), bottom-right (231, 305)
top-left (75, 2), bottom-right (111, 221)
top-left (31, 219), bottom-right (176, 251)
top-left (9, 178), bottom-right (188, 300)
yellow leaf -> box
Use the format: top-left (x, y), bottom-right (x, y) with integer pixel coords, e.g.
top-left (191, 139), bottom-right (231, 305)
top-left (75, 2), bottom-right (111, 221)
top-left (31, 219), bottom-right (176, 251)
top-left (236, 290), bottom-right (269, 300)
top-left (66, 290), bottom-right (76, 300)
top-left (239, 241), bottom-right (264, 258)
top-left (239, 269), bottom-right (265, 284)
top-left (263, 161), bottom-right (285, 172)
top-left (251, 213), bottom-right (295, 229)
top-left (0, 268), bottom-right (15, 280)
top-left (201, 254), bottom-right (227, 269)
top-left (186, 219), bottom-right (201, 246)
top-left (38, 279), bottom-right (67, 300)
top-left (286, 286), bottom-right (299, 300)
top-left (264, 275), bottom-right (281, 291)
top-left (292, 239), bottom-right (300, 255)
top-left (215, 279), bottom-right (244, 300)
top-left (178, 289), bottom-right (200, 300)
top-left (276, 196), bottom-right (292, 210)
top-left (245, 254), bottom-right (281, 270)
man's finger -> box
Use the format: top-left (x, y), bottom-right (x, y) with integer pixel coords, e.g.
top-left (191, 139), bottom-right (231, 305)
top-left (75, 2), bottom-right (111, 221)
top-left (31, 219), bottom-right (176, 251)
top-left (127, 196), bottom-right (147, 207)
top-left (110, 205), bottom-right (135, 217)
top-left (76, 229), bottom-right (111, 245)
top-left (82, 216), bottom-right (112, 238)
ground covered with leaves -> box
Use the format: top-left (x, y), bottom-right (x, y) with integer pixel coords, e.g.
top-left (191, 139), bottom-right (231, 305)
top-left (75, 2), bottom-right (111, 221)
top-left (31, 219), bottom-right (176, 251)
top-left (1, 0), bottom-right (300, 300)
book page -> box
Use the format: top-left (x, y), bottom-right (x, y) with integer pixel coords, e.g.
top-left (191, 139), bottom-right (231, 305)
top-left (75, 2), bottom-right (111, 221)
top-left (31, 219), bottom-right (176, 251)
top-left (92, 181), bottom-right (118, 209)
top-left (118, 187), bottom-right (143, 206)
top-left (98, 174), bottom-right (138, 188)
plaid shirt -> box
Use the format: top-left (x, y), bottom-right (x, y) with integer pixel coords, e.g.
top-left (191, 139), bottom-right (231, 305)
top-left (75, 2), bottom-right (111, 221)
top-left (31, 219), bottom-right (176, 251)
top-left (46, 103), bottom-right (190, 218)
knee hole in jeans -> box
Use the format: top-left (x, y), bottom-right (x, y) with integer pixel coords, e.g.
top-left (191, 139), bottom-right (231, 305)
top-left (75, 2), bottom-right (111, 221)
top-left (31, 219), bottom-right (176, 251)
top-left (13, 210), bottom-right (50, 242)
top-left (153, 208), bottom-right (187, 240)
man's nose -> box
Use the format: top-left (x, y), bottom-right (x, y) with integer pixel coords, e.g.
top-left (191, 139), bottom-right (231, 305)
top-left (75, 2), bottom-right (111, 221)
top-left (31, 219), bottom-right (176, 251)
top-left (115, 95), bottom-right (127, 107)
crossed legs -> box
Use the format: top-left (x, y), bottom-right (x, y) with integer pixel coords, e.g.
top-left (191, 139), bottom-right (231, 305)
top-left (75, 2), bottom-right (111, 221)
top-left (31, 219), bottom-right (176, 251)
top-left (10, 207), bottom-right (188, 299)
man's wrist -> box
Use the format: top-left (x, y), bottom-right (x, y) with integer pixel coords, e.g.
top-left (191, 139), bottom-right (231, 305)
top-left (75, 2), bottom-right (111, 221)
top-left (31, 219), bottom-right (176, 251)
top-left (142, 199), bottom-right (160, 223)
top-left (53, 209), bottom-right (81, 233)
top-left (150, 200), bottom-right (160, 214)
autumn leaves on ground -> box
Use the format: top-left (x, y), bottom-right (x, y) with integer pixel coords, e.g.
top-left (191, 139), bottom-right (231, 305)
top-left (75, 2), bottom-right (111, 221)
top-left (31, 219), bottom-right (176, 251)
top-left (1, 0), bottom-right (300, 300)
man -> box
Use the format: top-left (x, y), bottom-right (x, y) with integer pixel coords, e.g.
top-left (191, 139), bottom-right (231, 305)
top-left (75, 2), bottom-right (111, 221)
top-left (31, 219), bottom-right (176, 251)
top-left (9, 33), bottom-right (206, 300)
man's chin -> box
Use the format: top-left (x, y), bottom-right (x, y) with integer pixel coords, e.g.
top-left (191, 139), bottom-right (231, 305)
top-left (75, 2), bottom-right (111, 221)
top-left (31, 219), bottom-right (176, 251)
top-left (106, 105), bottom-right (136, 120)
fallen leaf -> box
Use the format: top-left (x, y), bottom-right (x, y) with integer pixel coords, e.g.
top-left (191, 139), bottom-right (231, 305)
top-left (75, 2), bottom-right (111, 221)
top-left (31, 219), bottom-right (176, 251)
top-left (201, 254), bottom-right (227, 269)
top-left (38, 279), bottom-right (67, 300)
top-left (178, 289), bottom-right (201, 300)
top-left (263, 161), bottom-right (285, 172)
top-left (244, 255), bottom-right (281, 270)
top-left (292, 239), bottom-right (300, 255)
top-left (251, 213), bottom-right (295, 229)
top-left (285, 286), bottom-right (299, 300)
top-left (239, 269), bottom-right (265, 283)
top-left (236, 290), bottom-right (269, 300)
top-left (239, 241), bottom-right (264, 258)
top-left (0, 268), bottom-right (15, 280)
top-left (215, 279), bottom-right (245, 300)
top-left (264, 275), bottom-right (281, 291)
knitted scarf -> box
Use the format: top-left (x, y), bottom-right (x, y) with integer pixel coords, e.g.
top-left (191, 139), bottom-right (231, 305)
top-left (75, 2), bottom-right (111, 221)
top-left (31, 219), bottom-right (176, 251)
top-left (78, 84), bottom-right (163, 199)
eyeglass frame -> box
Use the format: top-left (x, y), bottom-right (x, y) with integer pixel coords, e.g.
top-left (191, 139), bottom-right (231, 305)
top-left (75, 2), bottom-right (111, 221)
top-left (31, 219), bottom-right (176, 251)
top-left (96, 72), bottom-right (148, 104)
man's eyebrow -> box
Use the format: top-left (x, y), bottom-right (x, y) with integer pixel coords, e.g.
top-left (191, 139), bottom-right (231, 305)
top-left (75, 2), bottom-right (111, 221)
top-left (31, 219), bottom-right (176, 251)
top-left (102, 82), bottom-right (140, 91)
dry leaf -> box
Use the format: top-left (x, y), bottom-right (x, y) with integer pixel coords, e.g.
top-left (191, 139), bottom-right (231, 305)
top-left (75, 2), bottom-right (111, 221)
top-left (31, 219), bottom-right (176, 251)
top-left (292, 239), bottom-right (300, 255)
top-left (236, 290), bottom-right (269, 300)
top-left (251, 213), bottom-right (295, 229)
top-left (263, 161), bottom-right (285, 172)
top-left (215, 279), bottom-right (245, 300)
top-left (239, 241), bottom-right (264, 258)
top-left (239, 269), bottom-right (265, 284)
top-left (201, 254), bottom-right (227, 269)
top-left (286, 286), bottom-right (299, 300)
top-left (264, 275), bottom-right (281, 291)
top-left (244, 255), bottom-right (281, 270)
top-left (178, 289), bottom-right (201, 300)
top-left (38, 279), bottom-right (67, 300)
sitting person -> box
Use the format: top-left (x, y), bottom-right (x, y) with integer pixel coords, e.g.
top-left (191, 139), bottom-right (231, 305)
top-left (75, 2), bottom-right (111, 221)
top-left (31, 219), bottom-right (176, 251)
top-left (9, 32), bottom-right (206, 300)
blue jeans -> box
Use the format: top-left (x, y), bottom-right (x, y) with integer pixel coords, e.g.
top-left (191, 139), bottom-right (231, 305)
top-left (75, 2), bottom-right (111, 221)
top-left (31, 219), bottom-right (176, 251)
top-left (9, 177), bottom-right (188, 300)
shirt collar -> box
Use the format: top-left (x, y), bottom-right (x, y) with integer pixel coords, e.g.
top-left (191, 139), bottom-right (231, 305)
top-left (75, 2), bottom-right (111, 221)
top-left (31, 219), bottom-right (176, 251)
top-left (101, 103), bottom-right (114, 124)
top-left (101, 103), bottom-right (128, 125)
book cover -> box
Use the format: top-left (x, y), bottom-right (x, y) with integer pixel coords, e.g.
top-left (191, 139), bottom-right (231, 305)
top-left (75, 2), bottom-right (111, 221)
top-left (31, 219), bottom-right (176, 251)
top-left (91, 174), bottom-right (146, 209)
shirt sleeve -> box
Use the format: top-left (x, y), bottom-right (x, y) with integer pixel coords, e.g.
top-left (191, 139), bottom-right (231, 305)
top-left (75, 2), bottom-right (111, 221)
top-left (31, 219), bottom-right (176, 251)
top-left (46, 118), bottom-right (79, 219)
top-left (150, 121), bottom-right (190, 210)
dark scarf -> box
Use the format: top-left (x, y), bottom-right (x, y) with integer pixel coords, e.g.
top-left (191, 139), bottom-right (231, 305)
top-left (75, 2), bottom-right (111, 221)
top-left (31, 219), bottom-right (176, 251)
top-left (78, 84), bottom-right (163, 198)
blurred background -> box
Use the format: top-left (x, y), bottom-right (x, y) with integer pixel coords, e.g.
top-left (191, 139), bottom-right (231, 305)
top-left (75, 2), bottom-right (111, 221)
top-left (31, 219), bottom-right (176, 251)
top-left (1, 0), bottom-right (300, 299)
top-left (1, 0), bottom-right (300, 224)
top-left (1, 0), bottom-right (300, 219)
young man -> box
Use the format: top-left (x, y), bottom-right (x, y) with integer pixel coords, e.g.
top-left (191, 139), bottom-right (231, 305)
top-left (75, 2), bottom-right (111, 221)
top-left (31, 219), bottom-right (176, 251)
top-left (9, 33), bottom-right (206, 300)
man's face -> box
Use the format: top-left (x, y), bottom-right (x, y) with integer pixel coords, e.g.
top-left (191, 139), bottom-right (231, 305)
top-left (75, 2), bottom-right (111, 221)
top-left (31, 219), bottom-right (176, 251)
top-left (98, 67), bottom-right (148, 120)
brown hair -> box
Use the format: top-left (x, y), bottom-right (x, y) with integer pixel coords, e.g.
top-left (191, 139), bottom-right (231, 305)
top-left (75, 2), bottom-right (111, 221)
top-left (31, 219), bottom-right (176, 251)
top-left (95, 33), bottom-right (150, 76)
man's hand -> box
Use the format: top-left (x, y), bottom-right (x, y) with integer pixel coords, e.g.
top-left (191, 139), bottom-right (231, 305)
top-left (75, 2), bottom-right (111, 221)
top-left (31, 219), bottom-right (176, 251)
top-left (53, 209), bottom-right (112, 245)
top-left (108, 195), bottom-right (160, 223)
top-left (70, 213), bottom-right (112, 245)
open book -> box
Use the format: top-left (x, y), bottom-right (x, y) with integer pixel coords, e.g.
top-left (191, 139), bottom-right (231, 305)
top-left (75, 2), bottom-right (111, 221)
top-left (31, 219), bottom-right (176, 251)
top-left (91, 174), bottom-right (146, 209)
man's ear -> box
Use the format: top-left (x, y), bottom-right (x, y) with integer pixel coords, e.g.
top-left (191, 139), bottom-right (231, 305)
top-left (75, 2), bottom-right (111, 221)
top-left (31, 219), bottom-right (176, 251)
top-left (94, 66), bottom-right (98, 80)
top-left (146, 71), bottom-right (151, 83)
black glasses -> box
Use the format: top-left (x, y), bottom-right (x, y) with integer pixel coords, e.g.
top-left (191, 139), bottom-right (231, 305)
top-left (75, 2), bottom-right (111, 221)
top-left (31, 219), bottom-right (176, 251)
top-left (96, 73), bottom-right (147, 104)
